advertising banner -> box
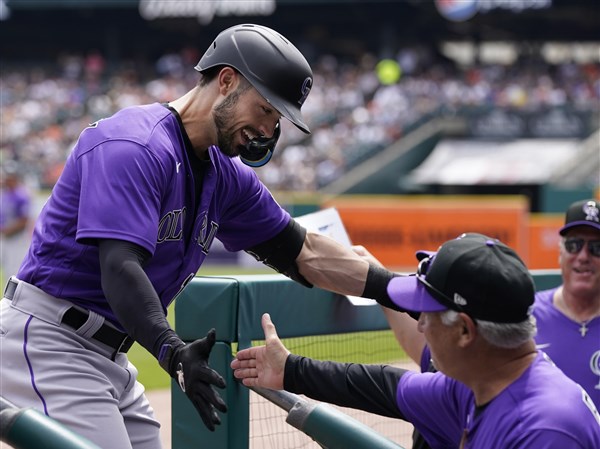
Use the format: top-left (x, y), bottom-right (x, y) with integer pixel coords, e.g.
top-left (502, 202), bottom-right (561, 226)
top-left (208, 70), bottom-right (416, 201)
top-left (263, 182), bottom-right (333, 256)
top-left (527, 214), bottom-right (562, 269)
top-left (323, 195), bottom-right (530, 270)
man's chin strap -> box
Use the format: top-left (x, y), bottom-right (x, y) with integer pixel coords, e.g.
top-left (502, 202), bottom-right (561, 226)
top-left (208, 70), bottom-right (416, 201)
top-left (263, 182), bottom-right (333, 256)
top-left (240, 122), bottom-right (281, 167)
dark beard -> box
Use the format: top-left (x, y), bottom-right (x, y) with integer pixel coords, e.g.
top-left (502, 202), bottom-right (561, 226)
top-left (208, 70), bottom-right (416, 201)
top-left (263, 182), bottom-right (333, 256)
top-left (213, 87), bottom-right (245, 158)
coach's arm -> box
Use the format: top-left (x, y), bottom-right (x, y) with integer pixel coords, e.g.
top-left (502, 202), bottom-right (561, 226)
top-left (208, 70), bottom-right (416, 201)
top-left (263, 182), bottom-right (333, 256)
top-left (232, 313), bottom-right (407, 419)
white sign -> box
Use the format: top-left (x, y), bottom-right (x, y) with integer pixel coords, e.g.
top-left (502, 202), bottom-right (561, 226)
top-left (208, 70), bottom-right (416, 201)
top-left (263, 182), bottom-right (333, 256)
top-left (139, 0), bottom-right (276, 25)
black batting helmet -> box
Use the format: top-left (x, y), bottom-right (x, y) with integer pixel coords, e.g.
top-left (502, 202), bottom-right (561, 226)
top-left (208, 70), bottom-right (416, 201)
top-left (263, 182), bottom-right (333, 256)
top-left (195, 23), bottom-right (313, 134)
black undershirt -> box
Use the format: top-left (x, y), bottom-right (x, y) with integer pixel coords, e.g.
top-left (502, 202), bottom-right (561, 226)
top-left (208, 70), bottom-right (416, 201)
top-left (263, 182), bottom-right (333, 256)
top-left (98, 238), bottom-right (177, 359)
top-left (284, 354), bottom-right (408, 420)
top-left (163, 103), bottom-right (207, 221)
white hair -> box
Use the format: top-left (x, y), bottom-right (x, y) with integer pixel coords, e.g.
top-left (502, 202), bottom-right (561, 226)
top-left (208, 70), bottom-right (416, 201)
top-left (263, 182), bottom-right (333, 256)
top-left (440, 310), bottom-right (537, 348)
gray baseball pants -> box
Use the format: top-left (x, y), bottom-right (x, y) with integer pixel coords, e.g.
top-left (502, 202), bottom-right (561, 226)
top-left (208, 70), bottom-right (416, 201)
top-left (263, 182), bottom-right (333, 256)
top-left (0, 279), bottom-right (162, 449)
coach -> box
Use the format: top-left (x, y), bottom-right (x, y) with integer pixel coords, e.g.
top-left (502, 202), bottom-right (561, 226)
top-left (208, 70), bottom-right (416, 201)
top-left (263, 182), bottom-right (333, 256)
top-left (232, 233), bottom-right (600, 449)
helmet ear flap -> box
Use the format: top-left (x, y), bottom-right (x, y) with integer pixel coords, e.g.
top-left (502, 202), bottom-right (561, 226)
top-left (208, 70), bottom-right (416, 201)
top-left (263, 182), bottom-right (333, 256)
top-left (240, 122), bottom-right (280, 167)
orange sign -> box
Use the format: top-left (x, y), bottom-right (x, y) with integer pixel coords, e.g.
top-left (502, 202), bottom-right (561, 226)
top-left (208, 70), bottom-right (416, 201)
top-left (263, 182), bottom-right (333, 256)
top-left (527, 214), bottom-right (562, 269)
top-left (323, 195), bottom-right (529, 270)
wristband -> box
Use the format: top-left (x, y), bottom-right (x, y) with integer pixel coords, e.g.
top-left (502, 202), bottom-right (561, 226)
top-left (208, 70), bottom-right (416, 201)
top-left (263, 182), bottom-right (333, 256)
top-left (364, 265), bottom-right (421, 319)
top-left (363, 264), bottom-right (404, 311)
top-left (362, 264), bottom-right (396, 300)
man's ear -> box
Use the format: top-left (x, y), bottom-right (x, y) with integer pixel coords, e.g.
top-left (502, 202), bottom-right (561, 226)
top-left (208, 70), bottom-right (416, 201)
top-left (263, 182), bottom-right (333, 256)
top-left (457, 313), bottom-right (477, 347)
top-left (217, 66), bottom-right (238, 95)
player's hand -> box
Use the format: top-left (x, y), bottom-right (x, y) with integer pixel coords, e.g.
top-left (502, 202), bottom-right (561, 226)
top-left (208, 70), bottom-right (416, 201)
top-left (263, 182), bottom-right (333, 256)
top-left (352, 244), bottom-right (384, 268)
top-left (161, 330), bottom-right (227, 431)
top-left (231, 313), bottom-right (290, 390)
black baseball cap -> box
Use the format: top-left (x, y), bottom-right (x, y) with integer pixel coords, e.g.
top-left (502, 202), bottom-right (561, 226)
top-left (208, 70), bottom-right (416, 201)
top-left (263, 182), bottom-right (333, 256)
top-left (387, 233), bottom-right (535, 323)
top-left (559, 199), bottom-right (600, 236)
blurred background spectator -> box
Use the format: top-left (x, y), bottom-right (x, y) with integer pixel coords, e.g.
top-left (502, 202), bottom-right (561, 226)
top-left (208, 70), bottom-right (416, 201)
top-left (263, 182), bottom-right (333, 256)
top-left (2, 48), bottom-right (598, 191)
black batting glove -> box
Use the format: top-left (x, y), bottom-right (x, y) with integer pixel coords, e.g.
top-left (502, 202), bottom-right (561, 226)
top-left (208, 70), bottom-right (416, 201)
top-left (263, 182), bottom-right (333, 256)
top-left (158, 329), bottom-right (227, 431)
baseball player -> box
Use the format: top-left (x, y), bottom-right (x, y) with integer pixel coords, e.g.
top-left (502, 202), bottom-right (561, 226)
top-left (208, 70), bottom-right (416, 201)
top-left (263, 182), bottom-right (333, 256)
top-left (0, 165), bottom-right (31, 280)
top-left (232, 233), bottom-right (600, 449)
top-left (0, 24), bottom-right (398, 449)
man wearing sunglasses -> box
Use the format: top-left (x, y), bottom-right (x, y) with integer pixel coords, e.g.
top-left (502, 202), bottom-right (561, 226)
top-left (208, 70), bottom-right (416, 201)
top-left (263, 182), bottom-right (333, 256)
top-left (232, 233), bottom-right (600, 449)
top-left (534, 198), bottom-right (600, 409)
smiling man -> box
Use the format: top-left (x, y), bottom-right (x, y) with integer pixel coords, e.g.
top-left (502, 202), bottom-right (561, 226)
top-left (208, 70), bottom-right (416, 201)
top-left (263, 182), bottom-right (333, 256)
top-left (0, 24), bottom-right (398, 449)
top-left (356, 198), bottom-right (600, 449)
top-left (534, 198), bottom-right (600, 408)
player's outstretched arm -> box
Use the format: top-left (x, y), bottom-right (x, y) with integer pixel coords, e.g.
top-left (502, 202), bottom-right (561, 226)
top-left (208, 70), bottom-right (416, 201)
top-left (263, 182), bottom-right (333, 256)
top-left (295, 231), bottom-right (370, 296)
top-left (231, 313), bottom-right (290, 389)
top-left (296, 233), bottom-right (410, 313)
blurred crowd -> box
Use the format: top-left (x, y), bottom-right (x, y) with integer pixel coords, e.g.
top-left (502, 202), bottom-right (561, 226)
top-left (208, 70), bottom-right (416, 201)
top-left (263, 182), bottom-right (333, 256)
top-left (1, 47), bottom-right (599, 192)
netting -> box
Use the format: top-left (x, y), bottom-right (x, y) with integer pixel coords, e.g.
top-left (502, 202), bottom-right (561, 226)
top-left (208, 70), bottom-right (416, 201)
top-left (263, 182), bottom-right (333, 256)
top-left (245, 330), bottom-right (417, 449)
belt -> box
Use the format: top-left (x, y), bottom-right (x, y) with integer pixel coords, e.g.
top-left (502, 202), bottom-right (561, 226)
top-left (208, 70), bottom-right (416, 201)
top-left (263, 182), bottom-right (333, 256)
top-left (4, 278), bottom-right (134, 355)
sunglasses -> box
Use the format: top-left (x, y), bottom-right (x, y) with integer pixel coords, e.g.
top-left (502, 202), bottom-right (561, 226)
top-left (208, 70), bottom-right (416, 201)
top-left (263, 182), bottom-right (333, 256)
top-left (416, 256), bottom-right (462, 311)
top-left (416, 257), bottom-right (480, 324)
top-left (563, 238), bottom-right (600, 258)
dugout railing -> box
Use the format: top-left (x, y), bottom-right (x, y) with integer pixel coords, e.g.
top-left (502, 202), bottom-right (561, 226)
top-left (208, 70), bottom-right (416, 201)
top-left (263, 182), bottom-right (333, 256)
top-left (0, 396), bottom-right (101, 449)
top-left (172, 270), bottom-right (562, 449)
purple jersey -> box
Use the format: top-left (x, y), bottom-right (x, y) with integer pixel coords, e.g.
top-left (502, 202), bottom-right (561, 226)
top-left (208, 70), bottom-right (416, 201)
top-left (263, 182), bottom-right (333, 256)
top-left (18, 103), bottom-right (289, 324)
top-left (0, 184), bottom-right (30, 229)
top-left (398, 352), bottom-right (600, 448)
top-left (420, 288), bottom-right (600, 411)
top-left (535, 287), bottom-right (600, 409)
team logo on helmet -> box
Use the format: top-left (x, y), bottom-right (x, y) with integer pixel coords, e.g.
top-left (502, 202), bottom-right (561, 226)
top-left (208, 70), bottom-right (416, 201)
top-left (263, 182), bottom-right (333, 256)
top-left (298, 77), bottom-right (313, 106)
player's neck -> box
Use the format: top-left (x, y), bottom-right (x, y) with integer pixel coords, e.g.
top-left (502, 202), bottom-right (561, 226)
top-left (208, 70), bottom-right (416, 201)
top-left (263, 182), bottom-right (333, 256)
top-left (554, 286), bottom-right (600, 323)
top-left (169, 87), bottom-right (217, 158)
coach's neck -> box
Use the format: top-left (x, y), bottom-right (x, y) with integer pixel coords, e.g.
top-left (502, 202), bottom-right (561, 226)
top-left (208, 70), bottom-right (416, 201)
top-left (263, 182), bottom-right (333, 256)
top-left (460, 340), bottom-right (537, 406)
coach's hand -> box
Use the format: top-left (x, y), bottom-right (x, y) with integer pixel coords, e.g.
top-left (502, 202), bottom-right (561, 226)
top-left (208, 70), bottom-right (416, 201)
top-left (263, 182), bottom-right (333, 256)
top-left (231, 313), bottom-right (290, 390)
top-left (160, 329), bottom-right (227, 431)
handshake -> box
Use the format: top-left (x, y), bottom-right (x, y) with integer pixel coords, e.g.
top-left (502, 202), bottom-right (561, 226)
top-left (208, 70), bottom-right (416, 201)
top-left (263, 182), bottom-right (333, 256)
top-left (158, 317), bottom-right (287, 432)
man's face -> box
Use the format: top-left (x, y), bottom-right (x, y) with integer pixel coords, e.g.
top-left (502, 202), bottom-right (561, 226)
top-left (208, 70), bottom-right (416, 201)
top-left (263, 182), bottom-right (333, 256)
top-left (417, 311), bottom-right (459, 376)
top-left (560, 227), bottom-right (600, 300)
top-left (213, 82), bottom-right (281, 159)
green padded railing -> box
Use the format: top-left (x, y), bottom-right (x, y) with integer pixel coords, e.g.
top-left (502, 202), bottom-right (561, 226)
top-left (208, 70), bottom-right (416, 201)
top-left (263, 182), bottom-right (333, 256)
top-left (0, 397), bottom-right (101, 449)
top-left (252, 386), bottom-right (404, 449)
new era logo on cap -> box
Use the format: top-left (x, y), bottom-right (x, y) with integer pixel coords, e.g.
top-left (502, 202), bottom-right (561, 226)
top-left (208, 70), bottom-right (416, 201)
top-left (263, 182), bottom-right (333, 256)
top-left (387, 233), bottom-right (535, 323)
top-left (559, 199), bottom-right (600, 235)
top-left (453, 293), bottom-right (467, 306)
